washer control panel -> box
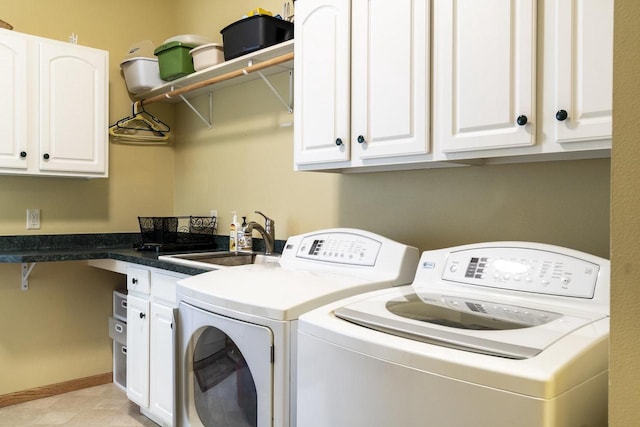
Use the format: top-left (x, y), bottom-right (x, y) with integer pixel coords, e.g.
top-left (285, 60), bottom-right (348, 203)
top-left (295, 231), bottom-right (382, 266)
top-left (441, 247), bottom-right (600, 298)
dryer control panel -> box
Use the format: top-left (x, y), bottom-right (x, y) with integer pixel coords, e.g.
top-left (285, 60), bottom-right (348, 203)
top-left (294, 231), bottom-right (382, 266)
top-left (440, 247), bottom-right (600, 298)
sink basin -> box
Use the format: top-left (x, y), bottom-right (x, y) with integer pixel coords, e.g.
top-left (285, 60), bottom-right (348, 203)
top-left (158, 251), bottom-right (281, 270)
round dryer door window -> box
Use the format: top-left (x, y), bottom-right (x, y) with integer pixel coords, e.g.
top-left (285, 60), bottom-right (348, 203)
top-left (179, 302), bottom-right (274, 427)
top-left (192, 327), bottom-right (258, 426)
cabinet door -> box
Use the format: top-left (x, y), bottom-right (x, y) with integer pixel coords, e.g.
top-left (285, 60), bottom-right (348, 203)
top-left (294, 0), bottom-right (351, 165)
top-left (127, 294), bottom-right (150, 408)
top-left (351, 0), bottom-right (429, 160)
top-left (548, 0), bottom-right (613, 143)
top-left (149, 302), bottom-right (174, 426)
top-left (434, 0), bottom-right (535, 152)
top-left (0, 31), bottom-right (28, 170)
top-left (38, 40), bottom-right (107, 174)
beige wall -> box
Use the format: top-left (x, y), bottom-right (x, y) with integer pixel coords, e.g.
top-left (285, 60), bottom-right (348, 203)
top-left (611, 1), bottom-right (640, 425)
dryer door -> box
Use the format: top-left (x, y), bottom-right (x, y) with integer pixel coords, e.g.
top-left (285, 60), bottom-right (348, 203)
top-left (178, 302), bottom-right (274, 427)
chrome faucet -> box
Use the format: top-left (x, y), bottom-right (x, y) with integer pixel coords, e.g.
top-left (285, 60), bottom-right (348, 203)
top-left (247, 210), bottom-right (275, 255)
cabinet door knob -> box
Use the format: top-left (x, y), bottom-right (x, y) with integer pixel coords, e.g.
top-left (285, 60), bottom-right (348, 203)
top-left (556, 109), bottom-right (568, 121)
top-left (20, 151), bottom-right (27, 158)
top-left (43, 153), bottom-right (50, 160)
top-left (139, 312), bottom-right (146, 319)
top-left (131, 278), bottom-right (138, 284)
top-left (516, 115), bottom-right (528, 126)
top-left (357, 135), bottom-right (366, 144)
top-left (335, 138), bottom-right (343, 146)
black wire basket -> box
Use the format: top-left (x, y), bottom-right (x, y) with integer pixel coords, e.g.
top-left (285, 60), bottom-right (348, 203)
top-left (138, 216), bottom-right (217, 245)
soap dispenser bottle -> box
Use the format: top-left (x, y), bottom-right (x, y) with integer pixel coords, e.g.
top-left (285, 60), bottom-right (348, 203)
top-left (229, 211), bottom-right (238, 252)
top-left (239, 216), bottom-right (253, 252)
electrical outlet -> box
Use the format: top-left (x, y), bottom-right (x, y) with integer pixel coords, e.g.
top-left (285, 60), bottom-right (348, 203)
top-left (26, 209), bottom-right (40, 230)
top-left (210, 209), bottom-right (218, 218)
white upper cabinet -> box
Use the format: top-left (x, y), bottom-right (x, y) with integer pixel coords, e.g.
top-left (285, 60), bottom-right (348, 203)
top-left (294, 0), bottom-right (431, 170)
top-left (350, 0), bottom-right (429, 161)
top-left (0, 31), bottom-right (28, 170)
top-left (544, 0), bottom-right (613, 145)
top-left (38, 40), bottom-right (108, 175)
top-left (0, 29), bottom-right (108, 178)
top-left (293, 0), bottom-right (612, 171)
top-left (294, 0), bottom-right (351, 166)
top-left (433, 0), bottom-right (536, 153)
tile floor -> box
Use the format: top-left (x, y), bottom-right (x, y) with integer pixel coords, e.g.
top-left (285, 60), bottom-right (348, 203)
top-left (0, 383), bottom-right (158, 427)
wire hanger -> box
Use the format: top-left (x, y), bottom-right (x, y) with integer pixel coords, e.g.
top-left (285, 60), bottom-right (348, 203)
top-left (109, 101), bottom-right (170, 143)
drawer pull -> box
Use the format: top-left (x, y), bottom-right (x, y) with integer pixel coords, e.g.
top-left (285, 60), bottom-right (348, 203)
top-left (121, 300), bottom-right (127, 309)
top-left (115, 324), bottom-right (123, 333)
top-left (516, 115), bottom-right (528, 126)
top-left (121, 346), bottom-right (127, 355)
top-left (556, 109), bottom-right (568, 121)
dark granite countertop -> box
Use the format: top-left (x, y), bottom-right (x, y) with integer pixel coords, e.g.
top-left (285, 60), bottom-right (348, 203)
top-left (0, 233), bottom-right (282, 276)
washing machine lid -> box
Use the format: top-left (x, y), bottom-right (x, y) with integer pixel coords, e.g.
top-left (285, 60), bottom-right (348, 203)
top-left (335, 288), bottom-right (608, 359)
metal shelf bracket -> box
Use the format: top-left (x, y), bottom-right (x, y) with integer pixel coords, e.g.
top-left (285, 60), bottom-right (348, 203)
top-left (21, 262), bottom-right (35, 291)
top-left (248, 59), bottom-right (293, 113)
top-left (176, 90), bottom-right (213, 128)
top-left (162, 53), bottom-right (294, 127)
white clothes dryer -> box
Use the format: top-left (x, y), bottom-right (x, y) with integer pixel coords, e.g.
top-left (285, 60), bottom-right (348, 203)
top-left (297, 242), bottom-right (610, 427)
top-left (175, 228), bottom-right (419, 427)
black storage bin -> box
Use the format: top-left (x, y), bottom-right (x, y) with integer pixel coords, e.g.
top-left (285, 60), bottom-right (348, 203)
top-left (220, 15), bottom-right (294, 60)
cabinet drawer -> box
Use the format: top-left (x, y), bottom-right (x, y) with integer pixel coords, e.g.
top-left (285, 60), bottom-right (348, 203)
top-left (127, 266), bottom-right (150, 294)
top-left (113, 289), bottom-right (127, 321)
top-left (109, 316), bottom-right (127, 344)
top-left (113, 341), bottom-right (127, 391)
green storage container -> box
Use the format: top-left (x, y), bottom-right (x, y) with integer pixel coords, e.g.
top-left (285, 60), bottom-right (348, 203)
top-left (154, 41), bottom-right (197, 81)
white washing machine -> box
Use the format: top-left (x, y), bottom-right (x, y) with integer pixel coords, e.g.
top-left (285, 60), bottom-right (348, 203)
top-left (297, 242), bottom-right (610, 427)
top-left (175, 228), bottom-right (419, 427)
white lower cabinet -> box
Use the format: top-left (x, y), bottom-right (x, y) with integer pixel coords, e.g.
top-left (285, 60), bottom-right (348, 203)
top-left (149, 298), bottom-right (176, 424)
top-left (126, 265), bottom-right (186, 427)
top-left (126, 293), bottom-right (150, 407)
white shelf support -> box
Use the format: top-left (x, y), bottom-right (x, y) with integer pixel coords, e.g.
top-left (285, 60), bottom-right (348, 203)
top-left (178, 91), bottom-right (213, 128)
top-left (21, 262), bottom-right (36, 291)
top-left (255, 69), bottom-right (294, 114)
